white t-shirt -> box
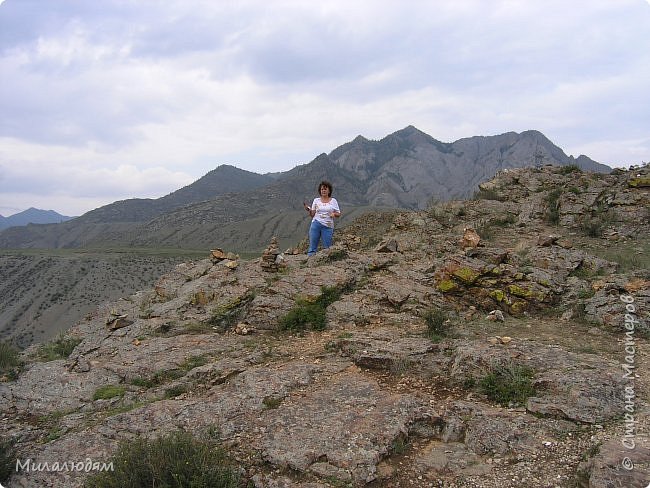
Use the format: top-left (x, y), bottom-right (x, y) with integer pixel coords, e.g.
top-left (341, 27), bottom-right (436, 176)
top-left (311, 197), bottom-right (340, 228)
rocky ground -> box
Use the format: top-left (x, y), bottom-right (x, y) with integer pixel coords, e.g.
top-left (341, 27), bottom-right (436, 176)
top-left (1, 164), bottom-right (649, 487)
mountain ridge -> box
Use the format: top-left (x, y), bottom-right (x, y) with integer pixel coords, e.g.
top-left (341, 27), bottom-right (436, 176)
top-left (0, 208), bottom-right (73, 231)
top-left (0, 127), bottom-right (610, 250)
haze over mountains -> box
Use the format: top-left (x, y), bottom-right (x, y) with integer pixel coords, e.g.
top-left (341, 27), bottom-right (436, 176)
top-left (0, 126), bottom-right (609, 251)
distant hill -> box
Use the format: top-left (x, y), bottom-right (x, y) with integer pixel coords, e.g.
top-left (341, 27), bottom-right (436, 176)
top-left (0, 208), bottom-right (73, 231)
top-left (74, 164), bottom-right (276, 224)
top-left (0, 127), bottom-right (610, 251)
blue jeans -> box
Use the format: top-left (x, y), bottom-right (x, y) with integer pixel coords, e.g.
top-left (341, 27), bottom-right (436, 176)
top-left (308, 220), bottom-right (333, 256)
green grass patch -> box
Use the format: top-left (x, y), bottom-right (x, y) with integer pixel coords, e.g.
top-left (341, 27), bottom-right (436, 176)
top-left (0, 341), bottom-right (22, 380)
top-left (93, 385), bottom-right (126, 401)
top-left (278, 285), bottom-right (345, 332)
top-left (179, 355), bottom-right (209, 371)
top-left (589, 242), bottom-right (650, 273)
top-left (34, 334), bottom-right (82, 362)
top-left (130, 368), bottom-right (185, 389)
top-left (478, 361), bottom-right (536, 407)
top-left (279, 299), bottom-right (327, 331)
top-left (164, 384), bottom-right (188, 399)
top-left (84, 430), bottom-right (240, 488)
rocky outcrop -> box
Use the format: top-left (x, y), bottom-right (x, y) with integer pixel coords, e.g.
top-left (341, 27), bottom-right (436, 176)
top-left (1, 165), bottom-right (648, 487)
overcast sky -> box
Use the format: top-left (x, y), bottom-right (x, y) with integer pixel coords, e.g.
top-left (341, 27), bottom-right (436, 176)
top-left (1, 0), bottom-right (649, 217)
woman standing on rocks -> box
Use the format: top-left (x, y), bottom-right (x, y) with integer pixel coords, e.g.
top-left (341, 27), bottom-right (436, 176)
top-left (304, 180), bottom-right (341, 256)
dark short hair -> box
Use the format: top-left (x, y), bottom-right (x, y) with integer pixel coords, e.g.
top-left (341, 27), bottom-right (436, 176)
top-left (318, 180), bottom-right (333, 196)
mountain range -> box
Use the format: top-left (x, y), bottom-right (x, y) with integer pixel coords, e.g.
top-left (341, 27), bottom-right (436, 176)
top-left (0, 208), bottom-right (73, 231)
top-left (0, 126), bottom-right (609, 251)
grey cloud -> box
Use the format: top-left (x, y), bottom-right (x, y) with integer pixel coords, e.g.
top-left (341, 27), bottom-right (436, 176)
top-left (0, 0), bottom-right (648, 192)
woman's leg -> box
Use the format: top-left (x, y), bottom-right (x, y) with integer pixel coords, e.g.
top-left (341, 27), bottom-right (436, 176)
top-left (321, 226), bottom-right (334, 249)
top-left (308, 220), bottom-right (321, 256)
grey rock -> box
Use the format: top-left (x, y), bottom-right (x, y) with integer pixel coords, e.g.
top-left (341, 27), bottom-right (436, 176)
top-left (260, 371), bottom-right (431, 484)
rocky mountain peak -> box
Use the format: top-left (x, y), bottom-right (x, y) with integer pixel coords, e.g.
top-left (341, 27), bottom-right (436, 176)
top-left (1, 164), bottom-right (648, 487)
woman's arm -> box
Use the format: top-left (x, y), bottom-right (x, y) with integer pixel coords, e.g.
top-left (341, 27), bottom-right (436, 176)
top-left (304, 201), bottom-right (316, 218)
top-left (330, 199), bottom-right (341, 218)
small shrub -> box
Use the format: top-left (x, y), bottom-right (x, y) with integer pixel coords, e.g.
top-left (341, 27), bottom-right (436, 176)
top-left (544, 189), bottom-right (562, 225)
top-left (130, 377), bottom-right (155, 388)
top-left (324, 340), bottom-right (340, 353)
top-left (428, 204), bottom-right (454, 227)
top-left (390, 356), bottom-right (413, 376)
top-left (569, 264), bottom-right (603, 279)
top-left (35, 334), bottom-right (82, 361)
top-left (325, 248), bottom-right (348, 262)
top-left (208, 292), bottom-right (255, 330)
top-left (278, 285), bottom-right (345, 332)
top-left (422, 308), bottom-right (450, 342)
top-left (184, 322), bottom-right (213, 334)
top-left (391, 435), bottom-right (408, 455)
top-left (0, 342), bottom-right (22, 380)
top-left (164, 384), bottom-right (188, 399)
top-left (577, 288), bottom-right (595, 299)
top-left (579, 209), bottom-right (616, 238)
top-left (179, 355), bottom-right (209, 371)
top-left (462, 377), bottom-right (476, 389)
top-left (319, 285), bottom-right (344, 306)
top-left (154, 322), bottom-right (174, 335)
top-left (491, 214), bottom-right (517, 226)
top-left (475, 219), bottom-right (495, 240)
top-left (578, 200), bottom-right (616, 238)
top-left (84, 430), bottom-right (240, 488)
top-left (558, 164), bottom-right (582, 175)
top-left (93, 385), bottom-right (125, 401)
top-left (279, 299), bottom-right (326, 332)
top-left (0, 437), bottom-right (16, 484)
top-left (472, 188), bottom-right (506, 201)
top-left (478, 361), bottom-right (536, 407)
top-left (262, 395), bottom-right (283, 409)
top-left (131, 368), bottom-right (184, 389)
